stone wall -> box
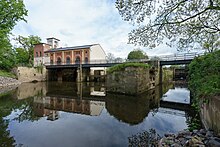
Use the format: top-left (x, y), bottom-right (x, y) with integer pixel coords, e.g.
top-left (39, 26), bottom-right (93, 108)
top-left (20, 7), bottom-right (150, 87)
top-left (16, 66), bottom-right (47, 83)
top-left (107, 67), bottom-right (156, 95)
top-left (200, 96), bottom-right (220, 136)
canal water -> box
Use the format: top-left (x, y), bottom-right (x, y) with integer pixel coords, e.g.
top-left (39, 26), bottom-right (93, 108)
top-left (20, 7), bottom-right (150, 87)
top-left (0, 82), bottom-right (196, 147)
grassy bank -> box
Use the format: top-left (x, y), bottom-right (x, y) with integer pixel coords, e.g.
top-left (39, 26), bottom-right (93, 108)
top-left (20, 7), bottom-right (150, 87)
top-left (0, 70), bottom-right (16, 78)
top-left (188, 50), bottom-right (220, 109)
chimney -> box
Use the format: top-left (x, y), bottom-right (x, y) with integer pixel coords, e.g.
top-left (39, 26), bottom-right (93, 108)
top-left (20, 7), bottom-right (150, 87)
top-left (46, 37), bottom-right (60, 48)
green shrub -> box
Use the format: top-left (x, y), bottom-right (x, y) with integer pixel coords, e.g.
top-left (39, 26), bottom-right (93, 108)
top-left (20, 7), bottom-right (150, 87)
top-left (107, 62), bottom-right (150, 73)
top-left (0, 70), bottom-right (16, 78)
top-left (188, 50), bottom-right (220, 108)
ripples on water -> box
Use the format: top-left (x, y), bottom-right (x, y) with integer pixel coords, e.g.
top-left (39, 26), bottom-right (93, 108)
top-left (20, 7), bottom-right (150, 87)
top-left (0, 82), bottom-right (196, 147)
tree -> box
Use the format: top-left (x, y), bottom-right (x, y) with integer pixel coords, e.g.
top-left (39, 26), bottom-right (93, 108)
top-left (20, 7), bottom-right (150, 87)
top-left (0, 0), bottom-right (27, 70)
top-left (15, 47), bottom-right (29, 65)
top-left (14, 35), bottom-right (41, 66)
top-left (127, 49), bottom-right (148, 60)
top-left (116, 0), bottom-right (220, 50)
top-left (202, 34), bottom-right (220, 52)
top-left (106, 53), bottom-right (115, 62)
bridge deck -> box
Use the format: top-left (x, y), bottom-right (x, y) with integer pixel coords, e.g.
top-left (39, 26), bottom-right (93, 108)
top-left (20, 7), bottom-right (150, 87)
top-left (44, 52), bottom-right (204, 68)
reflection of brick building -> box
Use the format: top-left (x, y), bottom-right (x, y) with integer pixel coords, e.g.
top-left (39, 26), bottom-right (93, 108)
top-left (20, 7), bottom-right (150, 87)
top-left (33, 96), bottom-right (105, 120)
top-left (48, 97), bottom-right (90, 115)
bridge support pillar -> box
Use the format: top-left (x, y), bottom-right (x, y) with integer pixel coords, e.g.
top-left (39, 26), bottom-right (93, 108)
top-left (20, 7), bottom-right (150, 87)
top-left (90, 69), bottom-right (94, 81)
top-left (159, 66), bottom-right (163, 84)
top-left (77, 65), bottom-right (82, 82)
top-left (57, 70), bottom-right (63, 82)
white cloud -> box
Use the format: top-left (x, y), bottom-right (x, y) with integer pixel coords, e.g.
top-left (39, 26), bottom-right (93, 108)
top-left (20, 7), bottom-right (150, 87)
top-left (12, 0), bottom-right (177, 58)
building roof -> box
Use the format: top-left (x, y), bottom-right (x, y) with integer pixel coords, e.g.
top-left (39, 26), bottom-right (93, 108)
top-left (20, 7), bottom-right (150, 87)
top-left (33, 43), bottom-right (51, 46)
top-left (46, 37), bottom-right (60, 41)
top-left (44, 44), bottom-right (98, 53)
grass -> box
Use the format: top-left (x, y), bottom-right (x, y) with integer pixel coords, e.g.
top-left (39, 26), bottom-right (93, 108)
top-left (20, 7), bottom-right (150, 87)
top-left (0, 70), bottom-right (16, 78)
top-left (107, 62), bottom-right (150, 73)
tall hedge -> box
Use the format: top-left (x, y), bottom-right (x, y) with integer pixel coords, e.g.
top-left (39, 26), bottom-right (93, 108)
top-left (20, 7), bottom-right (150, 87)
top-left (188, 50), bottom-right (220, 101)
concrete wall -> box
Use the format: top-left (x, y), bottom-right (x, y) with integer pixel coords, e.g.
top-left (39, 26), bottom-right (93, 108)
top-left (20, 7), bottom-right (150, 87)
top-left (90, 44), bottom-right (106, 61)
top-left (16, 67), bottom-right (47, 83)
top-left (107, 67), bottom-right (152, 95)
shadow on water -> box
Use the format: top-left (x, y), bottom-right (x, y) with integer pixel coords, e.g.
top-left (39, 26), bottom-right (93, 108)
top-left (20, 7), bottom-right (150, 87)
top-left (0, 81), bottom-right (202, 146)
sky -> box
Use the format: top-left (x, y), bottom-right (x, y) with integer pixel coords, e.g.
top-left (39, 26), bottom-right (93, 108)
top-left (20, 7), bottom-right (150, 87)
top-left (12, 0), bottom-right (178, 58)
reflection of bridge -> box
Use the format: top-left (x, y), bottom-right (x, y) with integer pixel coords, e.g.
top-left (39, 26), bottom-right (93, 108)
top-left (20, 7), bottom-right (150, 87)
top-left (45, 52), bottom-right (204, 68)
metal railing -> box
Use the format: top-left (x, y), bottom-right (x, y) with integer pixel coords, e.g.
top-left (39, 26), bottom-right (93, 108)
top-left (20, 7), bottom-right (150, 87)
top-left (159, 52), bottom-right (204, 61)
top-left (44, 52), bottom-right (204, 66)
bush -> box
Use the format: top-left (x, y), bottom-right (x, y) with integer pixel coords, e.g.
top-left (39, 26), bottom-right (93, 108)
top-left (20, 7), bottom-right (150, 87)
top-left (107, 63), bottom-right (150, 73)
top-left (188, 50), bottom-right (220, 104)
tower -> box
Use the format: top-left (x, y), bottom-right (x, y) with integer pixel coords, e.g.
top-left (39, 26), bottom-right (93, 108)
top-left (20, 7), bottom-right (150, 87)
top-left (46, 37), bottom-right (60, 49)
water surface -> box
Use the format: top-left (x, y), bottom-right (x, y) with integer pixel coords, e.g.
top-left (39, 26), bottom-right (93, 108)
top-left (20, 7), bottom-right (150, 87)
top-left (0, 82), bottom-right (194, 147)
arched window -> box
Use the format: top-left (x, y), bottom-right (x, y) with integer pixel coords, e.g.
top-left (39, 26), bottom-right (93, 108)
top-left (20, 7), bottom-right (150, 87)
top-left (66, 56), bottom-right (71, 64)
top-left (36, 52), bottom-right (38, 57)
top-left (75, 56), bottom-right (80, 64)
top-left (85, 57), bottom-right (88, 64)
top-left (57, 57), bottom-right (61, 65)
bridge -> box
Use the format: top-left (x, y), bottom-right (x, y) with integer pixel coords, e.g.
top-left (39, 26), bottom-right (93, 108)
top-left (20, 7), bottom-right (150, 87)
top-left (44, 52), bottom-right (204, 83)
top-left (44, 52), bottom-right (204, 69)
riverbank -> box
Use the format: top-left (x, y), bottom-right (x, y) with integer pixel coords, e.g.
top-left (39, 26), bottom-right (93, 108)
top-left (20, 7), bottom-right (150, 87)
top-left (0, 76), bottom-right (21, 88)
top-left (129, 129), bottom-right (220, 146)
top-left (158, 129), bottom-right (220, 146)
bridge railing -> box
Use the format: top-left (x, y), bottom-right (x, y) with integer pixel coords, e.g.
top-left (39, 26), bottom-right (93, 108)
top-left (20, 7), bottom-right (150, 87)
top-left (159, 52), bottom-right (204, 61)
top-left (44, 58), bottom-right (152, 66)
top-left (44, 52), bottom-right (204, 66)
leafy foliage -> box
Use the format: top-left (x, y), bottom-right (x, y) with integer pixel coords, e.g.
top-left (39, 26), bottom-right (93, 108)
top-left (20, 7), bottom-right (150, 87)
top-left (188, 50), bottom-right (220, 108)
top-left (14, 35), bottom-right (41, 66)
top-left (127, 49), bottom-right (148, 60)
top-left (116, 0), bottom-right (220, 50)
top-left (107, 62), bottom-right (149, 73)
top-left (0, 0), bottom-right (27, 70)
top-left (15, 47), bottom-right (29, 65)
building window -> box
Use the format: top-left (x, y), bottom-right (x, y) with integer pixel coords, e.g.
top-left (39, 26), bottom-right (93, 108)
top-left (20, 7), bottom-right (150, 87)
top-left (40, 51), bottom-right (42, 57)
top-left (75, 56), bottom-right (80, 64)
top-left (66, 57), bottom-right (71, 64)
top-left (85, 57), bottom-right (88, 64)
top-left (57, 57), bottom-right (61, 65)
top-left (36, 52), bottom-right (38, 57)
top-left (50, 60), bottom-right (53, 64)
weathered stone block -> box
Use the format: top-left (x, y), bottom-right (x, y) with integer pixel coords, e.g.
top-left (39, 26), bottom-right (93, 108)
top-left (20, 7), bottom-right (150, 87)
top-left (107, 67), bottom-right (151, 95)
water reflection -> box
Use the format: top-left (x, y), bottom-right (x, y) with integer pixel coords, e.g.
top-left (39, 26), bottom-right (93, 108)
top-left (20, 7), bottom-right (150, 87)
top-left (106, 89), bottom-right (160, 125)
top-left (0, 81), bottom-right (196, 146)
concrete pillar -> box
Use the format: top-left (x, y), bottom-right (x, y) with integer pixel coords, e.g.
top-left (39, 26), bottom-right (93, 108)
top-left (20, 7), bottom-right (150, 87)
top-left (82, 50), bottom-right (85, 64)
top-left (159, 66), bottom-right (163, 84)
top-left (77, 65), bottom-right (82, 82)
top-left (62, 51), bottom-right (64, 64)
top-left (57, 70), bottom-right (62, 82)
top-left (90, 69), bottom-right (94, 81)
top-left (71, 50), bottom-right (74, 64)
